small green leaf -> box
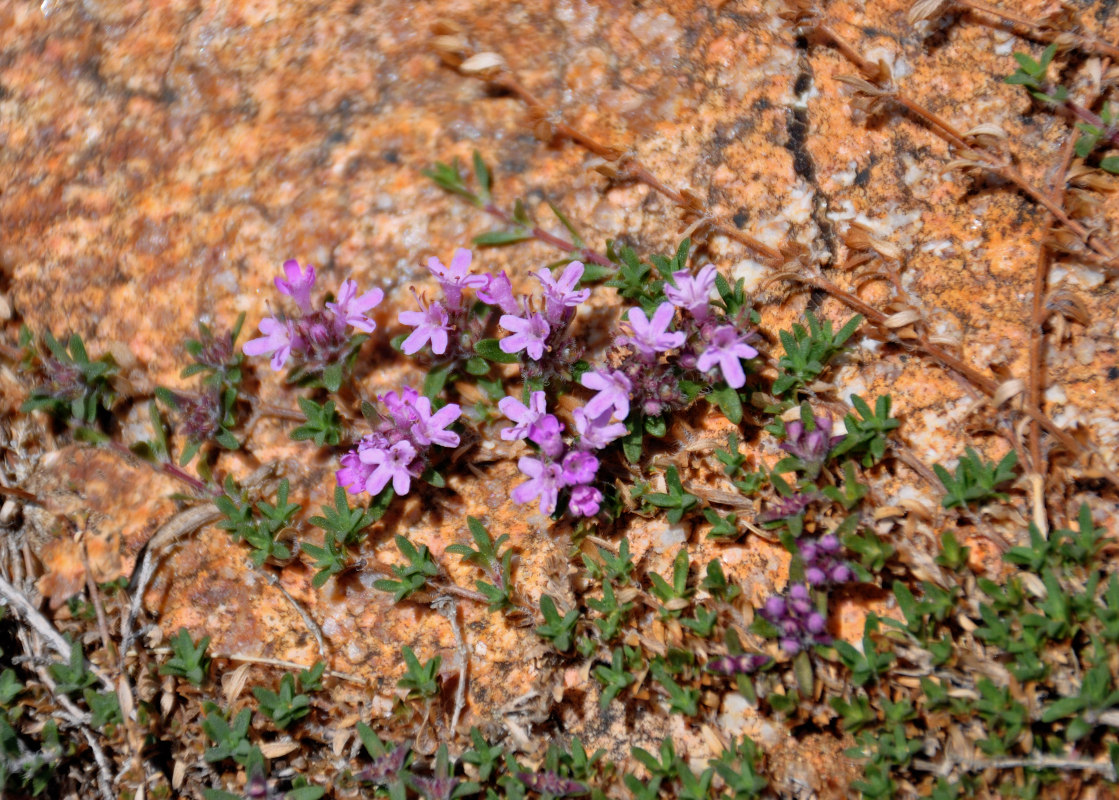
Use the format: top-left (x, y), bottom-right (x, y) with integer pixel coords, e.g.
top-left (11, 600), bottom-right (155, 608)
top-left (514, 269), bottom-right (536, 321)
top-left (423, 363), bottom-right (453, 400)
top-left (473, 229), bottom-right (533, 246)
top-left (709, 385), bottom-right (743, 424)
top-left (465, 356), bottom-right (490, 376)
top-left (322, 362), bottom-right (344, 392)
top-left (475, 338), bottom-right (520, 364)
top-left (473, 150), bottom-right (492, 201)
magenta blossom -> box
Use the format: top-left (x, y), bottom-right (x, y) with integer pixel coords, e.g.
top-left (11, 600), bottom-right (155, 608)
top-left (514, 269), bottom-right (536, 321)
top-left (696, 325), bottom-right (758, 389)
top-left (620, 302), bottom-right (685, 359)
top-left (664, 264), bottom-right (717, 322)
top-left (580, 369), bottom-right (632, 421)
top-left (536, 261), bottom-right (590, 324)
top-left (380, 386), bottom-right (422, 428)
top-left (337, 449), bottom-right (373, 496)
top-left (336, 385), bottom-right (458, 500)
top-left (511, 456), bottom-right (564, 515)
top-left (410, 397), bottom-right (462, 448)
top-left (560, 451), bottom-right (599, 485)
top-left (499, 312), bottom-right (551, 361)
top-left (360, 440), bottom-right (417, 496)
top-left (427, 248), bottom-right (486, 310)
top-left (568, 485), bottom-right (603, 517)
top-left (275, 260), bottom-right (317, 314)
top-left (244, 261), bottom-right (385, 374)
top-left (573, 406), bottom-right (628, 450)
top-left (243, 317), bottom-right (300, 371)
top-left (327, 279), bottom-right (383, 334)
top-left (527, 414), bottom-right (565, 459)
top-left (498, 392), bottom-right (547, 441)
top-left (477, 270), bottom-right (519, 315)
top-left (399, 294), bottom-right (452, 355)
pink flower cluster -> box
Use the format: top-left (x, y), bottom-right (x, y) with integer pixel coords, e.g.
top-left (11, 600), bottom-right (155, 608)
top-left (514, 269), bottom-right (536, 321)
top-left (397, 248), bottom-right (486, 357)
top-left (499, 390), bottom-right (625, 517)
top-left (336, 387), bottom-right (461, 498)
top-left (664, 266), bottom-right (759, 389)
top-left (497, 261), bottom-right (590, 362)
top-left (243, 260), bottom-right (383, 371)
top-left (396, 250), bottom-right (593, 365)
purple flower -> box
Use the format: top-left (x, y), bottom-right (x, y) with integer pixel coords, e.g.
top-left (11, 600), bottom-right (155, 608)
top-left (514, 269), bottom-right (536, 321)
top-left (499, 312), bottom-right (551, 361)
top-left (707, 653), bottom-right (771, 675)
top-left (359, 440), bottom-right (417, 496)
top-left (696, 325), bottom-right (758, 389)
top-left (410, 397), bottom-right (462, 448)
top-left (477, 270), bottom-right (519, 314)
top-left (327, 279), bottom-right (383, 334)
top-left (399, 295), bottom-right (452, 355)
top-left (573, 406), bottom-right (627, 450)
top-left (759, 583), bottom-right (831, 655)
top-left (243, 316), bottom-right (300, 371)
top-left (620, 302), bottom-right (685, 359)
top-left (536, 261), bottom-right (590, 324)
top-left (336, 448), bottom-right (374, 495)
top-left (517, 772), bottom-right (587, 797)
top-left (335, 384), bottom-right (461, 501)
top-left (355, 743), bottom-right (409, 783)
top-left (758, 491), bottom-right (819, 523)
top-left (427, 248), bottom-right (486, 310)
top-left (527, 414), bottom-right (565, 459)
top-left (568, 485), bottom-right (603, 517)
top-left (664, 265), bottom-right (717, 322)
top-left (511, 456), bottom-right (564, 514)
top-left (580, 369), bottom-right (632, 421)
top-left (410, 776), bottom-right (458, 800)
top-left (800, 534), bottom-right (852, 586)
top-left (781, 415), bottom-right (843, 473)
top-left (498, 392), bottom-right (547, 441)
top-left (560, 451), bottom-right (599, 486)
top-left (380, 386), bottom-right (422, 428)
top-left (274, 260), bottom-right (317, 314)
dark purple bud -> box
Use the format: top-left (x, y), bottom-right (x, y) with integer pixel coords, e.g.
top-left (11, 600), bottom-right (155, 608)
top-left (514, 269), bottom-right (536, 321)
top-left (245, 770), bottom-right (270, 799)
top-left (358, 743), bottom-right (409, 783)
top-left (763, 596), bottom-right (786, 619)
top-left (411, 775), bottom-right (458, 800)
top-left (708, 653), bottom-right (771, 675)
top-left (759, 492), bottom-right (819, 523)
top-left (760, 583), bottom-right (831, 654)
top-left (517, 771), bottom-right (588, 796)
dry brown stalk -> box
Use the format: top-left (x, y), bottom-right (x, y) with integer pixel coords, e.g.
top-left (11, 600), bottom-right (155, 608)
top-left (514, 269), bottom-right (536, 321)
top-left (485, 71), bottom-right (785, 266)
top-left (481, 202), bottom-right (615, 268)
top-left (816, 24), bottom-right (1119, 270)
top-left (439, 33), bottom-right (1119, 489)
top-left (1028, 113), bottom-right (1082, 478)
top-left (952, 0), bottom-right (1119, 61)
top-left (786, 268), bottom-right (1118, 482)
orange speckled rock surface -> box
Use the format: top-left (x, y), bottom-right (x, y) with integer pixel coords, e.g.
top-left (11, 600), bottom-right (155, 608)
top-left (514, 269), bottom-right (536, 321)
top-left (3, 0), bottom-right (1119, 793)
